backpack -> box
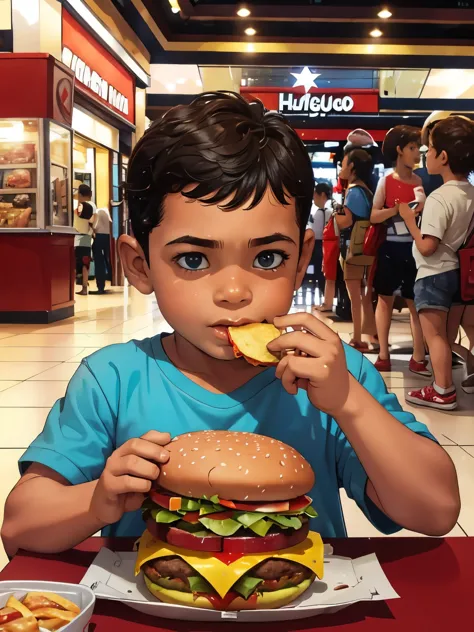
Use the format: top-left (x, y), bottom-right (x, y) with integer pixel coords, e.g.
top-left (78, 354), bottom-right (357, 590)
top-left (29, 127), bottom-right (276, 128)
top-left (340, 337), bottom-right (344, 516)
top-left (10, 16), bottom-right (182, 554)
top-left (458, 215), bottom-right (474, 302)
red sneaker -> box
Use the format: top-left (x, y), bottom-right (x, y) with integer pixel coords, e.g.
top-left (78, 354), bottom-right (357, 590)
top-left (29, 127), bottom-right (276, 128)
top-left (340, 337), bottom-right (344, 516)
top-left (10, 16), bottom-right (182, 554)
top-left (374, 356), bottom-right (391, 372)
top-left (409, 357), bottom-right (432, 378)
top-left (405, 385), bottom-right (457, 411)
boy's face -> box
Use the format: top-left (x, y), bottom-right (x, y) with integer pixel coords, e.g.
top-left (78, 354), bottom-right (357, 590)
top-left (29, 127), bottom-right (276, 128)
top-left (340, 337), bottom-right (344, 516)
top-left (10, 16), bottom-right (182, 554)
top-left (426, 142), bottom-right (447, 175)
top-left (313, 192), bottom-right (327, 209)
top-left (122, 189), bottom-right (314, 361)
top-left (399, 142), bottom-right (421, 169)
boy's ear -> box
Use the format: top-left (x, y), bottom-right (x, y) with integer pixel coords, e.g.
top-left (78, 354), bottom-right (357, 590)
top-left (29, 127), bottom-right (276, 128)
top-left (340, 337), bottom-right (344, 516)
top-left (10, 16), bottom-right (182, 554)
top-left (440, 149), bottom-right (449, 166)
top-left (118, 235), bottom-right (154, 295)
top-left (295, 228), bottom-right (315, 291)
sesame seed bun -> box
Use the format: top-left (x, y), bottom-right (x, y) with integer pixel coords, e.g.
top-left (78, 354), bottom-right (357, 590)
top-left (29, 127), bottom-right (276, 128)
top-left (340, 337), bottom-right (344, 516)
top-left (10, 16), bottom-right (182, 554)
top-left (158, 431), bottom-right (315, 501)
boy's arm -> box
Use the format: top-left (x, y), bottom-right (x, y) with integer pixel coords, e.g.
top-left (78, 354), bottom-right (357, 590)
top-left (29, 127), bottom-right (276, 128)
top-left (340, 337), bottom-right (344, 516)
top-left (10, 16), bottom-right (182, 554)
top-left (370, 177), bottom-right (398, 224)
top-left (268, 314), bottom-right (460, 537)
top-left (1, 464), bottom-right (104, 556)
top-left (399, 196), bottom-right (444, 256)
top-left (336, 372), bottom-right (460, 536)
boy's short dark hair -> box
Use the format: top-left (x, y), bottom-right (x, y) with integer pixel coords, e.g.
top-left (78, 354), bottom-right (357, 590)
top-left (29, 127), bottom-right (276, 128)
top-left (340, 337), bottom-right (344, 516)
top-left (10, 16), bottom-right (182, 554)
top-left (346, 149), bottom-right (373, 189)
top-left (78, 184), bottom-right (92, 198)
top-left (126, 92), bottom-right (314, 261)
top-left (431, 116), bottom-right (474, 177)
top-left (314, 182), bottom-right (333, 200)
top-left (78, 201), bottom-right (94, 221)
top-left (382, 125), bottom-right (421, 164)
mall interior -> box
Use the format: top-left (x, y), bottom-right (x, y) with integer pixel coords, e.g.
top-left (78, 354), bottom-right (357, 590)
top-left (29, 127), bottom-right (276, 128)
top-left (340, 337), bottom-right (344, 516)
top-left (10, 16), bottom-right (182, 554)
top-left (0, 0), bottom-right (474, 603)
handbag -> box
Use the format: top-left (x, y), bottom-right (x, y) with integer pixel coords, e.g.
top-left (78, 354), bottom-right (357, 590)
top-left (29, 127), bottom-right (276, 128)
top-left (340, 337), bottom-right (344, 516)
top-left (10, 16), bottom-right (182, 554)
top-left (345, 220), bottom-right (375, 266)
top-left (363, 223), bottom-right (387, 257)
top-left (458, 213), bottom-right (474, 302)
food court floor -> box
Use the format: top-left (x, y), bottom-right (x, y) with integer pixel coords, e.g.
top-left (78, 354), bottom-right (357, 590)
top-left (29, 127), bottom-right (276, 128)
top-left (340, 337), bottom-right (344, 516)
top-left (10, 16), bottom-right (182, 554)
top-left (1, 284), bottom-right (473, 569)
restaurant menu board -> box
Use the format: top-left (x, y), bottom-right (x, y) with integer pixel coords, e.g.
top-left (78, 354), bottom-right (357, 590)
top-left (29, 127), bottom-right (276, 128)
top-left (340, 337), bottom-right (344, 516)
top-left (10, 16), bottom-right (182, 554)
top-left (0, 119), bottom-right (38, 228)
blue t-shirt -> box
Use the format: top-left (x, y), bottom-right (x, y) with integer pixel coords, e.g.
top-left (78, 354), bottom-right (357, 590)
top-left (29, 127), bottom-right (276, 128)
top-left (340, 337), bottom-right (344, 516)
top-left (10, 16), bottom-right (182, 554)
top-left (19, 334), bottom-right (436, 539)
top-left (344, 186), bottom-right (372, 220)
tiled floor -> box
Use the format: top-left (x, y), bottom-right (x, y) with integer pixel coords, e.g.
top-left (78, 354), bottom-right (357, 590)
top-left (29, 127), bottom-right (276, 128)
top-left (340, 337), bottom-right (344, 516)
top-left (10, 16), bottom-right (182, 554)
top-left (0, 285), bottom-right (473, 569)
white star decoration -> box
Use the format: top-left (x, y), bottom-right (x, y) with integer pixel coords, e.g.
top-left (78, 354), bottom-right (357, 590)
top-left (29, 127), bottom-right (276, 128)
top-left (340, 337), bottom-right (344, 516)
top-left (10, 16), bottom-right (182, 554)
top-left (291, 67), bottom-right (321, 93)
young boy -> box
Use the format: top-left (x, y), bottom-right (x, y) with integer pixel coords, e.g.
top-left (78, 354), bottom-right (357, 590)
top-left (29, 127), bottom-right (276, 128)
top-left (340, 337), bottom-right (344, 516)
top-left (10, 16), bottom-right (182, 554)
top-left (370, 125), bottom-right (427, 376)
top-left (2, 93), bottom-right (459, 556)
top-left (399, 116), bottom-right (474, 410)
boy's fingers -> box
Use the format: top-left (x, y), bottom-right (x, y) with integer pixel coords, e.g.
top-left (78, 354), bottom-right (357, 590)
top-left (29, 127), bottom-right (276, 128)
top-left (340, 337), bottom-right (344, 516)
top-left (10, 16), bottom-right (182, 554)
top-left (118, 437), bottom-right (170, 463)
top-left (273, 313), bottom-right (339, 342)
top-left (107, 474), bottom-right (152, 496)
top-left (141, 430), bottom-right (171, 445)
top-left (110, 455), bottom-right (160, 481)
top-left (268, 330), bottom-right (330, 358)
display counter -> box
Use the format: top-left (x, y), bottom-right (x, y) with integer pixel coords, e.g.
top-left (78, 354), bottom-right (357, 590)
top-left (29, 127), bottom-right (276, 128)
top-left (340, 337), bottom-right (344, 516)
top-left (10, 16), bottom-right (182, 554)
top-left (0, 54), bottom-right (76, 323)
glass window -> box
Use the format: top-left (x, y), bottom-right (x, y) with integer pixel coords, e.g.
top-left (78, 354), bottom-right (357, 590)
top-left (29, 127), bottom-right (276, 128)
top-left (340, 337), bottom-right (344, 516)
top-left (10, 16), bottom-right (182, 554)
top-left (0, 119), bottom-right (39, 229)
top-left (50, 122), bottom-right (72, 227)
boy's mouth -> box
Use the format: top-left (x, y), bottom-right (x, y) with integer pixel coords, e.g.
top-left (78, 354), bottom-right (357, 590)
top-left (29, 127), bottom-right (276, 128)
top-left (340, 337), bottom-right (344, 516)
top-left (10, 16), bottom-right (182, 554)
top-left (210, 320), bottom-right (268, 344)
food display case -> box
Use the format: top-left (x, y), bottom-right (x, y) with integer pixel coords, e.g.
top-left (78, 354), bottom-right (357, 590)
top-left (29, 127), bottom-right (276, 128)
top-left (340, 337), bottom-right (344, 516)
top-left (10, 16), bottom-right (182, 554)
top-left (0, 54), bottom-right (76, 323)
top-left (0, 118), bottom-right (73, 230)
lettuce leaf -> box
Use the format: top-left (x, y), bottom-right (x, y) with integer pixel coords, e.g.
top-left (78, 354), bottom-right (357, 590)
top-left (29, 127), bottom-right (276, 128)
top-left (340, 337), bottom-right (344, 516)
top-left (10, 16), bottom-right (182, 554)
top-left (151, 509), bottom-right (182, 524)
top-left (248, 518), bottom-right (273, 537)
top-left (234, 512), bottom-right (266, 527)
top-left (198, 516), bottom-right (242, 536)
top-left (188, 575), bottom-right (215, 594)
top-left (199, 504), bottom-right (225, 517)
top-left (233, 576), bottom-right (264, 600)
top-left (269, 515), bottom-right (302, 530)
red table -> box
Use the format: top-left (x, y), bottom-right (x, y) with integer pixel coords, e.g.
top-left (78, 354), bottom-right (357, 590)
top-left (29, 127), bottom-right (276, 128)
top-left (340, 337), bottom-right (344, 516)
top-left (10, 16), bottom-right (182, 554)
top-left (1, 537), bottom-right (472, 631)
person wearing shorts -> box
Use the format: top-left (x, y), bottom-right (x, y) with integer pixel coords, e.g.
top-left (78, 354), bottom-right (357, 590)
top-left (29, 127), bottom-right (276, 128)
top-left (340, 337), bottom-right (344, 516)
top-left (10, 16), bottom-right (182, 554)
top-left (371, 126), bottom-right (428, 376)
top-left (336, 149), bottom-right (376, 351)
top-left (399, 116), bottom-right (474, 411)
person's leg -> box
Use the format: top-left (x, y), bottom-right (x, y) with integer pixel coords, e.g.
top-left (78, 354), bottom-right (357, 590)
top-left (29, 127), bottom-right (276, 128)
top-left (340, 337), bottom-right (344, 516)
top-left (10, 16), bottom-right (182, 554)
top-left (103, 235), bottom-right (112, 285)
top-left (447, 304), bottom-right (465, 347)
top-left (313, 240), bottom-right (325, 300)
top-left (461, 305), bottom-right (474, 374)
top-left (93, 235), bottom-right (106, 293)
top-left (361, 272), bottom-right (377, 342)
top-left (419, 309), bottom-right (452, 389)
top-left (346, 278), bottom-right (363, 343)
top-left (406, 299), bottom-right (426, 363)
top-left (375, 294), bottom-right (395, 360)
top-left (322, 280), bottom-right (336, 309)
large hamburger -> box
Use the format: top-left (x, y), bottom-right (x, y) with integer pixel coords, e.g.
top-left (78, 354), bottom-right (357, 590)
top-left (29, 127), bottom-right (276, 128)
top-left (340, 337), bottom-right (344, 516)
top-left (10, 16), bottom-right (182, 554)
top-left (135, 430), bottom-right (323, 611)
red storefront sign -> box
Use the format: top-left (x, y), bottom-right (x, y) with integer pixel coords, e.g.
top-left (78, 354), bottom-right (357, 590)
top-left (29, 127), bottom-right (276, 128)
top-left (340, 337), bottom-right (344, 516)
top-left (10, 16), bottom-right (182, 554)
top-left (61, 9), bottom-right (135, 125)
top-left (242, 88), bottom-right (378, 119)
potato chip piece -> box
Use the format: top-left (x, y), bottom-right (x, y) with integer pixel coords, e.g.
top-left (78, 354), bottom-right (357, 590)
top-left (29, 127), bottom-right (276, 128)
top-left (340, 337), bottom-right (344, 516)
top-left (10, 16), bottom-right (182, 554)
top-left (228, 323), bottom-right (281, 366)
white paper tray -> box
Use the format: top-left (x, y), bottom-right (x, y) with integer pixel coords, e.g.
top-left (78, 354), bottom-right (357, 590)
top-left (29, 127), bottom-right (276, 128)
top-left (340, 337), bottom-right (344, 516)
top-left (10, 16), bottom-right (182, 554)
top-left (80, 544), bottom-right (399, 622)
top-left (0, 581), bottom-right (95, 632)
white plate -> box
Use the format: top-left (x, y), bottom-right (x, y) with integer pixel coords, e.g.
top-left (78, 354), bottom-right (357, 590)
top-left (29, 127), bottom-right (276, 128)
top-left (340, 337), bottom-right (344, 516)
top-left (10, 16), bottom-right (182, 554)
top-left (0, 581), bottom-right (95, 632)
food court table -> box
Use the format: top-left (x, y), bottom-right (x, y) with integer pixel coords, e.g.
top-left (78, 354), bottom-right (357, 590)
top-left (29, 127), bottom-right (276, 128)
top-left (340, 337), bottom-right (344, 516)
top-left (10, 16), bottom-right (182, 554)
top-left (1, 537), bottom-right (472, 631)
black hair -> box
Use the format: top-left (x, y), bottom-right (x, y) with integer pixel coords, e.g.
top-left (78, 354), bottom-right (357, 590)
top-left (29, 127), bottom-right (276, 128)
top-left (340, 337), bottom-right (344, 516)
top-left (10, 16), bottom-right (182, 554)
top-left (126, 91), bottom-right (314, 261)
top-left (314, 182), bottom-right (333, 200)
top-left (78, 201), bottom-right (94, 221)
top-left (345, 149), bottom-right (373, 189)
top-left (431, 116), bottom-right (474, 177)
top-left (382, 125), bottom-right (421, 164)
top-left (78, 184), bottom-right (92, 198)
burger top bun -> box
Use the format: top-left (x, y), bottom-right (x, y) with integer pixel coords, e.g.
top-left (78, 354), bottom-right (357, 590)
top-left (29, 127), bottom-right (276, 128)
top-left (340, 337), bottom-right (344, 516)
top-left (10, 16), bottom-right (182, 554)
top-left (158, 430), bottom-right (314, 502)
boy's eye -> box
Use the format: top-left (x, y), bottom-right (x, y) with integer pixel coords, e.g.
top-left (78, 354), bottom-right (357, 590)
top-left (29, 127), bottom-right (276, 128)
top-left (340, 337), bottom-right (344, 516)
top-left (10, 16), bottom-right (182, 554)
top-left (254, 251), bottom-right (287, 270)
top-left (176, 253), bottom-right (209, 271)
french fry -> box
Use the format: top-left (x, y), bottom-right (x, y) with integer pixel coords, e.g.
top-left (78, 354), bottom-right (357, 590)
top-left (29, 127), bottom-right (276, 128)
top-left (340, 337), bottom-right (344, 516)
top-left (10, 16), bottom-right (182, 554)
top-left (5, 598), bottom-right (34, 621)
top-left (27, 609), bottom-right (75, 623)
top-left (23, 594), bottom-right (80, 615)
top-left (34, 619), bottom-right (64, 631)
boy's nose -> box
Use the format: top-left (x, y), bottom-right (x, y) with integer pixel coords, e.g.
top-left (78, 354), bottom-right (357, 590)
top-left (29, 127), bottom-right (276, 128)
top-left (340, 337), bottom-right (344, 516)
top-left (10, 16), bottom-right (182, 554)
top-left (214, 274), bottom-right (252, 305)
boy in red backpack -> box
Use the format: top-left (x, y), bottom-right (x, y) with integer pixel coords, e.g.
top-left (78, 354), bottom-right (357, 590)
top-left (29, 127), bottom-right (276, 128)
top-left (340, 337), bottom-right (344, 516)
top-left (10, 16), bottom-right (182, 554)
top-left (399, 116), bottom-right (474, 410)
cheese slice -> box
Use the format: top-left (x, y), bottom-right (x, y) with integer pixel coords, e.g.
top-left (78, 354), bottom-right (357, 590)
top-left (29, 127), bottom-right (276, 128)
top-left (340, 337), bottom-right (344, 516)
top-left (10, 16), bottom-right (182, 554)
top-left (135, 529), bottom-right (324, 599)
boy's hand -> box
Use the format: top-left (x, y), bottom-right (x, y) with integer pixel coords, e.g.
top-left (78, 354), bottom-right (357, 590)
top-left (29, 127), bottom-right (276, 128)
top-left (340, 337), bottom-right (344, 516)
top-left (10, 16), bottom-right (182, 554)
top-left (267, 313), bottom-right (350, 418)
top-left (398, 202), bottom-right (416, 223)
top-left (90, 430), bottom-right (171, 526)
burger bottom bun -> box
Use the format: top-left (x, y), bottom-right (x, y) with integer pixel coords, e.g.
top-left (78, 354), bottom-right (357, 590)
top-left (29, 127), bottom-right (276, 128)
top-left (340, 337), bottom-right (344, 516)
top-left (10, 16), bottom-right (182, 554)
top-left (144, 574), bottom-right (314, 611)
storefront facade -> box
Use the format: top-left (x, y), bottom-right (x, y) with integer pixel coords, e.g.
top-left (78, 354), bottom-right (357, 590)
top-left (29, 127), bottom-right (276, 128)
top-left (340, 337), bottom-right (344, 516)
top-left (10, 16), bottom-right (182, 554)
top-left (0, 0), bottom-right (149, 323)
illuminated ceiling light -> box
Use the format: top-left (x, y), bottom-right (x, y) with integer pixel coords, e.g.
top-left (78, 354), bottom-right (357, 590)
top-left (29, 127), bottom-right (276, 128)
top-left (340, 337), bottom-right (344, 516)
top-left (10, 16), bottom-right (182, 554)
top-left (246, 43), bottom-right (255, 53)
top-left (370, 28), bottom-right (383, 38)
top-left (176, 77), bottom-right (186, 84)
top-left (237, 7), bottom-right (251, 18)
top-left (245, 27), bottom-right (257, 36)
top-left (378, 9), bottom-right (392, 19)
top-left (168, 0), bottom-right (180, 14)
top-left (166, 83), bottom-right (176, 91)
top-left (241, 78), bottom-right (247, 86)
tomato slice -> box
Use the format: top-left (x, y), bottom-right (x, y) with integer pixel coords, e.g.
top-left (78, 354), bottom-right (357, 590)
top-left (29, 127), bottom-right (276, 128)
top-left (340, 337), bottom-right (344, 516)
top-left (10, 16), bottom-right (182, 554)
top-left (217, 498), bottom-right (290, 513)
top-left (218, 499), bottom-right (237, 510)
top-left (149, 490), bottom-right (175, 510)
top-left (288, 495), bottom-right (312, 511)
top-left (182, 511), bottom-right (200, 524)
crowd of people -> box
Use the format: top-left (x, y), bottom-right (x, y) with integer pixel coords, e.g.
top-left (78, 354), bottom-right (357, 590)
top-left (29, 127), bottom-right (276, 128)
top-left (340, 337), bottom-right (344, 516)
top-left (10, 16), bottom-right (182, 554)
top-left (308, 112), bottom-right (474, 412)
